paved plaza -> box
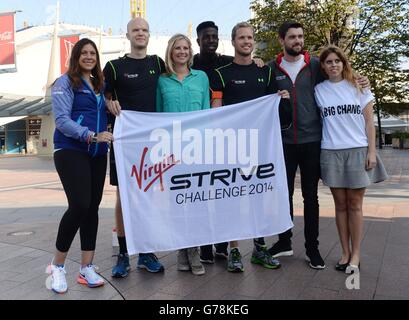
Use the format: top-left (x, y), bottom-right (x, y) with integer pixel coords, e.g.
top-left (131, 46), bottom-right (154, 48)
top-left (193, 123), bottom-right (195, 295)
top-left (0, 148), bottom-right (408, 300)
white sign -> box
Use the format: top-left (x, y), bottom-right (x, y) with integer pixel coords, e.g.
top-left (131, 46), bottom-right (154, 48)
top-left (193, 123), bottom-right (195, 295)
top-left (113, 94), bottom-right (293, 254)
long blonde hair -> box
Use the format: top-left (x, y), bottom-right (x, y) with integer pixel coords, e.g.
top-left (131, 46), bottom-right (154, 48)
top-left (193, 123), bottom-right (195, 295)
top-left (319, 45), bottom-right (360, 90)
top-left (165, 34), bottom-right (193, 75)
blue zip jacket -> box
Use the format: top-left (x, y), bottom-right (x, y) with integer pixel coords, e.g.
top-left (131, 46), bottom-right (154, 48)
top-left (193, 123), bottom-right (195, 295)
top-left (51, 74), bottom-right (108, 157)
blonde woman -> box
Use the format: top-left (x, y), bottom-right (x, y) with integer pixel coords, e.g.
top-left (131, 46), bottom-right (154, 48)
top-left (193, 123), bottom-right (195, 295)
top-left (156, 34), bottom-right (210, 275)
top-left (314, 45), bottom-right (388, 274)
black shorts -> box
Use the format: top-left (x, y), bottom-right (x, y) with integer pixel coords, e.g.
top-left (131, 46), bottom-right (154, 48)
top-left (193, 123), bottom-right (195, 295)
top-left (109, 142), bottom-right (119, 186)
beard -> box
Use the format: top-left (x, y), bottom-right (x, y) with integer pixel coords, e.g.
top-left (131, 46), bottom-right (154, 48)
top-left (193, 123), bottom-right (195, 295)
top-left (285, 44), bottom-right (303, 57)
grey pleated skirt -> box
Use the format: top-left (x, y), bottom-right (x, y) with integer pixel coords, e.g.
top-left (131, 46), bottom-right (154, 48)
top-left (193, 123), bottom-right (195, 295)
top-left (320, 147), bottom-right (388, 189)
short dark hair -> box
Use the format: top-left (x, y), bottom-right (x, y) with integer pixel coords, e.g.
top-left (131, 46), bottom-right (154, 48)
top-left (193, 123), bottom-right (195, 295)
top-left (196, 21), bottom-right (218, 37)
top-left (278, 21), bottom-right (303, 39)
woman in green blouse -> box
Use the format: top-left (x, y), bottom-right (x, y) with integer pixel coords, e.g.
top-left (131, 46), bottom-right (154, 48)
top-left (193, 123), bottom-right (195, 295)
top-left (156, 34), bottom-right (210, 113)
top-left (156, 34), bottom-right (209, 276)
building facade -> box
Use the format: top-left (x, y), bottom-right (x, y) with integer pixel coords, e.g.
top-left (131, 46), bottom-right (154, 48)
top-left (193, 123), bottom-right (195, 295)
top-left (0, 23), bottom-right (234, 155)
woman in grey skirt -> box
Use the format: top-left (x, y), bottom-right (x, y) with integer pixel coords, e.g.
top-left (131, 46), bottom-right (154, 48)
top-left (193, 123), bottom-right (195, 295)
top-left (314, 45), bottom-right (388, 274)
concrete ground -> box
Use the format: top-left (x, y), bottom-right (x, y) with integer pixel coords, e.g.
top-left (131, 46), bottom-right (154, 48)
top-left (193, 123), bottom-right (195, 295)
top-left (0, 147), bottom-right (408, 300)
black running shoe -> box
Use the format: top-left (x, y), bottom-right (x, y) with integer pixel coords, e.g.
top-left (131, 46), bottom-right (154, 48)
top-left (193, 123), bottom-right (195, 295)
top-left (268, 241), bottom-right (293, 258)
top-left (200, 246), bottom-right (214, 264)
top-left (306, 249), bottom-right (326, 270)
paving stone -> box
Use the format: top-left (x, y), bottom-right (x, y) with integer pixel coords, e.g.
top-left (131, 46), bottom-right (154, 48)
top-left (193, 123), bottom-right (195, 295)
top-left (259, 277), bottom-right (310, 299)
top-left (0, 149), bottom-right (408, 300)
top-left (298, 287), bottom-right (339, 300)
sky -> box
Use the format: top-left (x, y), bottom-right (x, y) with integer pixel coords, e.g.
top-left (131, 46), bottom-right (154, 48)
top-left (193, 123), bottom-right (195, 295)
top-left (0, 0), bottom-right (253, 38)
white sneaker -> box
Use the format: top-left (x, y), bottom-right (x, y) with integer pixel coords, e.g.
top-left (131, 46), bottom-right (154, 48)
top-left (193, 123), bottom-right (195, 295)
top-left (187, 247), bottom-right (205, 276)
top-left (177, 249), bottom-right (190, 271)
top-left (46, 264), bottom-right (68, 294)
top-left (77, 264), bottom-right (105, 288)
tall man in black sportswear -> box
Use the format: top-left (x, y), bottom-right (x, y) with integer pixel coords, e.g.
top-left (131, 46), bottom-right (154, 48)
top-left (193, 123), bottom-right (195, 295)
top-left (104, 17), bottom-right (166, 277)
top-left (193, 21), bottom-right (267, 265)
top-left (210, 22), bottom-right (290, 273)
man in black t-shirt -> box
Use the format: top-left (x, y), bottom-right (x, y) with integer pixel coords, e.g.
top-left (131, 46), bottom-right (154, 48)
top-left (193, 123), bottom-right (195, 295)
top-left (210, 61), bottom-right (276, 105)
top-left (210, 22), bottom-right (289, 273)
top-left (104, 54), bottom-right (165, 113)
top-left (104, 17), bottom-right (165, 278)
top-left (193, 21), bottom-right (269, 264)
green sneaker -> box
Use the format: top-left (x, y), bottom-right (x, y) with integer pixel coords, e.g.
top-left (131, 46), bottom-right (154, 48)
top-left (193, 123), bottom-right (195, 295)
top-left (251, 246), bottom-right (281, 269)
top-left (227, 248), bottom-right (244, 272)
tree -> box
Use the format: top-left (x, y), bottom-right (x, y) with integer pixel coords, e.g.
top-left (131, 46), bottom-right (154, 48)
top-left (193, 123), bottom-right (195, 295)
top-left (250, 0), bottom-right (409, 148)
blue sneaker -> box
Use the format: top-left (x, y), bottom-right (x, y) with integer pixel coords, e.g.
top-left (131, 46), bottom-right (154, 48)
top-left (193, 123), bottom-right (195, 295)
top-left (137, 253), bottom-right (164, 273)
top-left (112, 253), bottom-right (130, 278)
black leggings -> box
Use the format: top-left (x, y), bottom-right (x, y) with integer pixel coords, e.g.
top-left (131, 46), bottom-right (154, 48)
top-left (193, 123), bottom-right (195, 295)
top-left (54, 149), bottom-right (107, 252)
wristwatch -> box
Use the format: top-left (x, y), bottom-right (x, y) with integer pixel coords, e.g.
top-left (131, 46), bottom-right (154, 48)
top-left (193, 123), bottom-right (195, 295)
top-left (91, 132), bottom-right (98, 143)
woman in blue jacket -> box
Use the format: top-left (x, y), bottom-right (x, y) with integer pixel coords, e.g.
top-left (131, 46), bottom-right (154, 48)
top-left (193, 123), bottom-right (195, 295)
top-left (47, 38), bottom-right (113, 293)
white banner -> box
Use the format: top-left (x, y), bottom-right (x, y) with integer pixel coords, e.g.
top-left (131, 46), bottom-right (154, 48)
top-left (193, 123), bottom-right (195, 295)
top-left (114, 94), bottom-right (292, 254)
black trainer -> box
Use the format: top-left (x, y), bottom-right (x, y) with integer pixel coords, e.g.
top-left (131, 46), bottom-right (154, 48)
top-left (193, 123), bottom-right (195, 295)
top-left (268, 240), bottom-right (293, 258)
top-left (306, 249), bottom-right (326, 270)
top-left (214, 243), bottom-right (228, 259)
top-left (200, 246), bottom-right (214, 264)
